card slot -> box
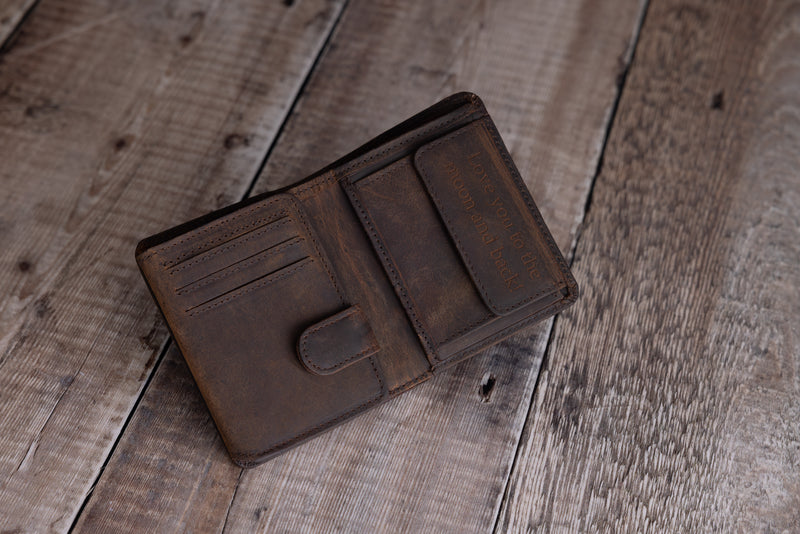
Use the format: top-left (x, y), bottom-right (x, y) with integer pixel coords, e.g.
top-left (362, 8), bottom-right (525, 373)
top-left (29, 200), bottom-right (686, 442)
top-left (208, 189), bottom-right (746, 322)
top-left (164, 193), bottom-right (386, 461)
top-left (169, 215), bottom-right (293, 273)
top-left (144, 193), bottom-right (294, 268)
top-left (186, 256), bottom-right (313, 316)
top-left (175, 236), bottom-right (307, 296)
top-left (167, 216), bottom-right (300, 288)
top-left (165, 211), bottom-right (290, 268)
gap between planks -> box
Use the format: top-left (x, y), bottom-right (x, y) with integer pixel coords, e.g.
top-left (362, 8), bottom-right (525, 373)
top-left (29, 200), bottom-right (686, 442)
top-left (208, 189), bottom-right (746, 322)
top-left (67, 1), bottom-right (353, 530)
top-left (0, 0), bottom-right (352, 530)
top-left (490, 1), bottom-right (651, 531)
top-left (496, 0), bottom-right (800, 529)
top-left (69, 0), bottom-right (649, 531)
top-left (0, 0), bottom-right (40, 50)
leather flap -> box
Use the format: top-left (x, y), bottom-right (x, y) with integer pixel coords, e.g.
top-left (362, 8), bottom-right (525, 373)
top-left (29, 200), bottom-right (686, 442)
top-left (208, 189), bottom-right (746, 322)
top-left (414, 118), bottom-right (565, 316)
top-left (298, 305), bottom-right (379, 375)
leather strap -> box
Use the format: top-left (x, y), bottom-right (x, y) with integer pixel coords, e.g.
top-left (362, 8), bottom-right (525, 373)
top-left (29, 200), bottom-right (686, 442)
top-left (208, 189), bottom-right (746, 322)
top-left (298, 305), bottom-right (379, 375)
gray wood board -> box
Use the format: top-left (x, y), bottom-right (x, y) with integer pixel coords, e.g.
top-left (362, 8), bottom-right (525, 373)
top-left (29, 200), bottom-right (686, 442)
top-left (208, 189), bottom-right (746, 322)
top-left (0, 0), bottom-right (348, 529)
top-left (0, 0), bottom-right (37, 47)
top-left (75, 0), bottom-right (647, 531)
top-left (497, 0), bottom-right (800, 531)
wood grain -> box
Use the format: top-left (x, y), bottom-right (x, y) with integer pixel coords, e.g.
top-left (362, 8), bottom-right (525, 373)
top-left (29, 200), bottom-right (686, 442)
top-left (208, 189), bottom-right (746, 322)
top-left (0, 0), bottom-right (37, 46)
top-left (0, 0), bottom-right (346, 530)
top-left (497, 0), bottom-right (800, 531)
top-left (75, 0), bottom-right (646, 531)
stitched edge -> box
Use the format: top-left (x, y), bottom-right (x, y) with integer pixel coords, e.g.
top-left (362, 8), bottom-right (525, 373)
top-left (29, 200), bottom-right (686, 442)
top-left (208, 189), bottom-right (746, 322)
top-left (163, 211), bottom-right (289, 267)
top-left (430, 287), bottom-right (578, 373)
top-left (148, 196), bottom-right (288, 266)
top-left (293, 170), bottom-right (339, 201)
top-left (482, 117), bottom-right (577, 295)
top-left (436, 311), bottom-right (493, 346)
top-left (337, 108), bottom-right (476, 176)
top-left (169, 218), bottom-right (293, 275)
top-left (298, 307), bottom-right (379, 373)
top-left (388, 372), bottom-right (431, 395)
top-left (233, 356), bottom-right (385, 467)
top-left (285, 195), bottom-right (346, 306)
top-left (357, 163), bottom-right (495, 354)
top-left (343, 173), bottom-right (439, 361)
top-left (292, 102), bottom-right (481, 200)
top-left (415, 120), bottom-right (559, 315)
top-left (175, 236), bottom-right (305, 295)
top-left (186, 258), bottom-right (313, 316)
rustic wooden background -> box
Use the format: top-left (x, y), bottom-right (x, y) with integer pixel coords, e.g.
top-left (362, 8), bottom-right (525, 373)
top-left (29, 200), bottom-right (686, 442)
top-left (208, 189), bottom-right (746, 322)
top-left (1, 0), bottom-right (798, 532)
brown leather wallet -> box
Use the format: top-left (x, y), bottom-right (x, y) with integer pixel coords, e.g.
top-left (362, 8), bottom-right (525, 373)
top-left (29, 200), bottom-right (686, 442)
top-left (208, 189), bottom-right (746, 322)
top-left (136, 92), bottom-right (578, 467)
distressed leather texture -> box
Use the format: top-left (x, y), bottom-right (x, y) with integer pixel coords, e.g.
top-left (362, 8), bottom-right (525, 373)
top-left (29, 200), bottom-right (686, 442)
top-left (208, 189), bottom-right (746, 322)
top-left (136, 92), bottom-right (578, 467)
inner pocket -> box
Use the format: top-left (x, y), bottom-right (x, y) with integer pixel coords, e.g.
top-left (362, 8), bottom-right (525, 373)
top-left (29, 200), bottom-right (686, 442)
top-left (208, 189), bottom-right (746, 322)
top-left (167, 214), bottom-right (298, 287)
top-left (183, 254), bottom-right (312, 316)
top-left (345, 155), bottom-right (494, 361)
top-left (176, 236), bottom-right (309, 312)
top-left (165, 192), bottom-right (385, 460)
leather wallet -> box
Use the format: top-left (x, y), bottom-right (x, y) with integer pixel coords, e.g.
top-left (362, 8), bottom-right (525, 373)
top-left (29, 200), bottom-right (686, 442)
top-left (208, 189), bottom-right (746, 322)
top-left (136, 92), bottom-right (578, 467)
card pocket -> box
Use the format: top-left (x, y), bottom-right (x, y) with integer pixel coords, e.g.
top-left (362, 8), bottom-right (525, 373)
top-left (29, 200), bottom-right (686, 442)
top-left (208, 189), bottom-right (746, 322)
top-left (144, 193), bottom-right (386, 464)
top-left (175, 236), bottom-right (309, 312)
top-left (183, 254), bottom-right (313, 316)
top-left (166, 214), bottom-right (299, 289)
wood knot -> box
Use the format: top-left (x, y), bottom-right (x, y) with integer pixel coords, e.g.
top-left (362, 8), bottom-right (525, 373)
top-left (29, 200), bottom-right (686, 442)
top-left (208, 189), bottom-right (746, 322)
top-left (224, 133), bottom-right (251, 149)
top-left (479, 373), bottom-right (496, 402)
top-left (711, 91), bottom-right (724, 110)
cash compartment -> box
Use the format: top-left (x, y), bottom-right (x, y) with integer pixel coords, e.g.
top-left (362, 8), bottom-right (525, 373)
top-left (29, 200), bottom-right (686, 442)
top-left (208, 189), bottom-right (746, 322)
top-left (345, 118), bottom-right (571, 365)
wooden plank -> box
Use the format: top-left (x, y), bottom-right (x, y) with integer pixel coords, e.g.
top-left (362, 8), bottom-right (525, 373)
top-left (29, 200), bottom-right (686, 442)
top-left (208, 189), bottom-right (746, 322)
top-left (0, 0), bottom-right (37, 46)
top-left (75, 0), bottom-right (647, 531)
top-left (0, 0), bottom-right (346, 530)
top-left (497, 0), bottom-right (800, 531)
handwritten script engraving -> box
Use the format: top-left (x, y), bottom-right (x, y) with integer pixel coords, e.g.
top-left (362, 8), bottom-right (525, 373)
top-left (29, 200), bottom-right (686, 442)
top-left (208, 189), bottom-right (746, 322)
top-left (443, 151), bottom-right (543, 294)
top-left (416, 120), bottom-right (558, 314)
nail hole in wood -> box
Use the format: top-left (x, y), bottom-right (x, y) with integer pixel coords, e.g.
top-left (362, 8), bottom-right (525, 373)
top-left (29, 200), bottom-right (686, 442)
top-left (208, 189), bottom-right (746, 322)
top-left (224, 133), bottom-right (250, 149)
top-left (711, 91), bottom-right (724, 110)
top-left (479, 373), bottom-right (496, 402)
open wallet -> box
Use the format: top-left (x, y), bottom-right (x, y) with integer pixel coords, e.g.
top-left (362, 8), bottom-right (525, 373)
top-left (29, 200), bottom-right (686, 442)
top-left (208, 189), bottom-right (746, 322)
top-left (136, 92), bottom-right (578, 467)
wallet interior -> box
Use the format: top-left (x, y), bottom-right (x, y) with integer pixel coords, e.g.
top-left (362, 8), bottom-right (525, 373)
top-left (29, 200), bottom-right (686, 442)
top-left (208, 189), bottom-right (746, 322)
top-left (136, 92), bottom-right (577, 465)
top-left (345, 119), bottom-right (570, 364)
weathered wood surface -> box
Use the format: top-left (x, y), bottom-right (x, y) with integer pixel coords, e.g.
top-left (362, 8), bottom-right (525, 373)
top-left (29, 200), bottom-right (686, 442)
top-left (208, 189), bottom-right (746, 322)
top-left (74, 0), bottom-right (646, 532)
top-left (0, 0), bottom-right (37, 46)
top-left (10, 0), bottom-right (795, 531)
top-left (497, 0), bottom-right (800, 531)
top-left (0, 0), bottom-right (347, 530)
